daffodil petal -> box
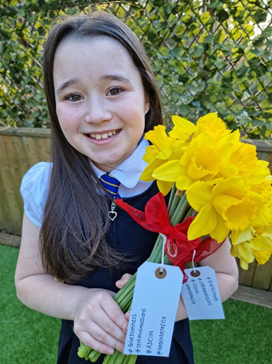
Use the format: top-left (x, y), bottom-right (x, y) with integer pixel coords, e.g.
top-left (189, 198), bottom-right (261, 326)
top-left (236, 244), bottom-right (255, 264)
top-left (186, 181), bottom-right (214, 211)
top-left (170, 116), bottom-right (196, 142)
top-left (176, 175), bottom-right (194, 191)
top-left (156, 145), bottom-right (174, 160)
top-left (152, 160), bottom-right (183, 182)
top-left (145, 125), bottom-right (170, 150)
top-left (230, 245), bottom-right (238, 258)
top-left (254, 249), bottom-right (272, 265)
top-left (142, 145), bottom-right (159, 163)
top-left (209, 214), bottom-right (229, 242)
top-left (251, 204), bottom-right (272, 227)
top-left (187, 204), bottom-right (217, 240)
top-left (247, 236), bottom-right (272, 251)
top-left (240, 258), bottom-right (249, 270)
top-left (157, 180), bottom-right (173, 196)
top-left (141, 159), bottom-right (165, 181)
top-left (231, 228), bottom-right (253, 245)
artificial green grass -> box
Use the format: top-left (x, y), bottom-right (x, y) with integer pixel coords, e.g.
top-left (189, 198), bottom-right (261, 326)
top-left (0, 244), bottom-right (60, 364)
top-left (1, 244), bottom-right (271, 364)
top-left (190, 299), bottom-right (272, 363)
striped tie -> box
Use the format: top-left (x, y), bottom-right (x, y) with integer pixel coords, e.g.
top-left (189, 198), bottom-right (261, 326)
top-left (100, 174), bottom-right (121, 199)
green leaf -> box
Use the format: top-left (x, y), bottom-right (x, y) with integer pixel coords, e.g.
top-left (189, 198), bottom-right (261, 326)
top-left (200, 11), bottom-right (212, 25)
top-left (251, 9), bottom-right (267, 24)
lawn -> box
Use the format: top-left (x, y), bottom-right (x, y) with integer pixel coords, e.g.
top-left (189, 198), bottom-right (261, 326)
top-left (1, 244), bottom-right (271, 364)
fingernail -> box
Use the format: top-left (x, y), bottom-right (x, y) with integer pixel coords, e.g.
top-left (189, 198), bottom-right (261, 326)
top-left (123, 322), bottom-right (128, 333)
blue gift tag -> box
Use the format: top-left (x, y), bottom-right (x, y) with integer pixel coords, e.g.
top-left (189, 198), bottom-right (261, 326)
top-left (124, 262), bottom-right (183, 357)
top-left (181, 266), bottom-right (225, 320)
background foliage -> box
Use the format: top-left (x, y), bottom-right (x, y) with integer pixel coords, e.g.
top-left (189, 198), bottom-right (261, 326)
top-left (1, 0), bottom-right (272, 138)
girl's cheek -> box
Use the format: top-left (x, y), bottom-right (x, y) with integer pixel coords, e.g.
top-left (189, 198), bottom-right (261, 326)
top-left (57, 106), bottom-right (80, 129)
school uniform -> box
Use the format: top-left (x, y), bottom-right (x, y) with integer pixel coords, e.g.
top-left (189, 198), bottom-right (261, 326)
top-left (21, 138), bottom-right (194, 364)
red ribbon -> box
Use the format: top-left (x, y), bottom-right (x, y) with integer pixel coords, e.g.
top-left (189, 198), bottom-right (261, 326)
top-left (115, 192), bottom-right (223, 281)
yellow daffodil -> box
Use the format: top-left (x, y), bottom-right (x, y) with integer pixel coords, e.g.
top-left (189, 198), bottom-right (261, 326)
top-left (193, 112), bottom-right (231, 142)
top-left (141, 125), bottom-right (184, 195)
top-left (186, 177), bottom-right (268, 242)
top-left (152, 133), bottom-right (222, 191)
top-left (169, 115), bottom-right (196, 142)
top-left (230, 226), bottom-right (272, 269)
top-left (229, 142), bottom-right (257, 176)
top-left (169, 112), bottom-right (231, 145)
top-left (140, 111), bottom-right (272, 272)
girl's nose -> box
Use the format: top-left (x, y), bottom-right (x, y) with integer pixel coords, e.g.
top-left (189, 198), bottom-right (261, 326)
top-left (84, 96), bottom-right (112, 124)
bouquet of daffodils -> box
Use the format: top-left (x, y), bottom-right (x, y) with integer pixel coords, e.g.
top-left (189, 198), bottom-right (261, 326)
top-left (78, 113), bottom-right (272, 363)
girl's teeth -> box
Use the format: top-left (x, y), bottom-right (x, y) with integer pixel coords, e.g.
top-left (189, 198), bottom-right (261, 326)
top-left (89, 130), bottom-right (119, 139)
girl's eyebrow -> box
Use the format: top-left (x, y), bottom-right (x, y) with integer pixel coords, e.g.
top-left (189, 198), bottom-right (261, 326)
top-left (100, 74), bottom-right (132, 84)
top-left (56, 77), bottom-right (80, 96)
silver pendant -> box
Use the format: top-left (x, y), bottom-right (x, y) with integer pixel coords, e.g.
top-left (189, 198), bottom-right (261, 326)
top-left (108, 202), bottom-right (117, 221)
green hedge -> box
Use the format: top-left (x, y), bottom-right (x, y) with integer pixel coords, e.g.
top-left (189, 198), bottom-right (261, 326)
top-left (1, 0), bottom-right (272, 138)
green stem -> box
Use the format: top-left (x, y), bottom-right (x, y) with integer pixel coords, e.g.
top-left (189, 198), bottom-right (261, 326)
top-left (103, 350), bottom-right (119, 364)
top-left (77, 343), bottom-right (91, 359)
top-left (168, 193), bottom-right (180, 218)
top-left (127, 355), bottom-right (138, 364)
top-left (183, 206), bottom-right (194, 220)
top-left (87, 349), bottom-right (101, 362)
top-left (171, 194), bottom-right (188, 225)
top-left (167, 183), bottom-right (176, 213)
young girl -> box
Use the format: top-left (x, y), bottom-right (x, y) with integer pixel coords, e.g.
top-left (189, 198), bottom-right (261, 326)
top-left (15, 11), bottom-right (238, 364)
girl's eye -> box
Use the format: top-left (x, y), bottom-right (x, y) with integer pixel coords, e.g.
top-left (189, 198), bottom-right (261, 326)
top-left (107, 87), bottom-right (124, 96)
top-left (65, 93), bottom-right (83, 102)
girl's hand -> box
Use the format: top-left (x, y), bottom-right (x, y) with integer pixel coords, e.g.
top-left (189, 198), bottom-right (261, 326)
top-left (73, 289), bottom-right (128, 355)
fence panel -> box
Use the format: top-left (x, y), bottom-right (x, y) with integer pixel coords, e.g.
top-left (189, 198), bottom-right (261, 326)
top-left (0, 128), bottom-right (51, 234)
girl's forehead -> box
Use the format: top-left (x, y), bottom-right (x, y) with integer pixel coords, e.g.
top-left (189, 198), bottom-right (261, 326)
top-left (55, 35), bottom-right (132, 63)
top-left (53, 34), bottom-right (142, 89)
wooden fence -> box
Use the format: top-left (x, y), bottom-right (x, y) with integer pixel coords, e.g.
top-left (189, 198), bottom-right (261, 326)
top-left (0, 127), bottom-right (51, 234)
top-left (0, 127), bottom-right (272, 290)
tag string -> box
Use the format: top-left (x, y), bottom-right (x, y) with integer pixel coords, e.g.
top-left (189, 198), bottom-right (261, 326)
top-left (192, 249), bottom-right (196, 273)
top-left (160, 233), bottom-right (167, 273)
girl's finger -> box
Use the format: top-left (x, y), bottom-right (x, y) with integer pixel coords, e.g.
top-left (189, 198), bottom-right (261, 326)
top-left (125, 311), bottom-right (130, 320)
top-left (115, 273), bottom-right (133, 288)
top-left (78, 330), bottom-right (115, 355)
top-left (90, 298), bottom-right (127, 341)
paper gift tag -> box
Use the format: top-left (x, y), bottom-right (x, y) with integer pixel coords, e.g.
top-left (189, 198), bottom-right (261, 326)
top-left (181, 266), bottom-right (224, 320)
top-left (124, 262), bottom-right (183, 357)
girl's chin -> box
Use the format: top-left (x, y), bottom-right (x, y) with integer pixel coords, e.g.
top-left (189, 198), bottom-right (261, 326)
top-left (92, 160), bottom-right (120, 172)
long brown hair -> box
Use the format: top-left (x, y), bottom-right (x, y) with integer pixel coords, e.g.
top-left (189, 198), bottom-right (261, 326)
top-left (40, 11), bottom-right (163, 283)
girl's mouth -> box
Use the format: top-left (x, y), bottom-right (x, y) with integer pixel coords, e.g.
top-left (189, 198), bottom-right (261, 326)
top-left (86, 129), bottom-right (121, 140)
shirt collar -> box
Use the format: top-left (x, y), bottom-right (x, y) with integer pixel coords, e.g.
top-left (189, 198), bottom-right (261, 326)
top-left (90, 137), bottom-right (149, 189)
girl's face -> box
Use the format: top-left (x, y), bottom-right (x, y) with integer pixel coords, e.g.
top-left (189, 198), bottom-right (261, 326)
top-left (53, 35), bottom-right (150, 172)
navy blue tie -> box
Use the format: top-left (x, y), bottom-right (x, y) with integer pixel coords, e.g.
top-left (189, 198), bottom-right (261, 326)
top-left (100, 174), bottom-right (121, 199)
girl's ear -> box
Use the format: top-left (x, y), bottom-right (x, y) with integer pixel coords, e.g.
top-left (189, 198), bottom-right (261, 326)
top-left (145, 94), bottom-right (150, 114)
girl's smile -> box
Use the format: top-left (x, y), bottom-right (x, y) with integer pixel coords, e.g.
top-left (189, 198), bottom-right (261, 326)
top-left (53, 36), bottom-right (150, 172)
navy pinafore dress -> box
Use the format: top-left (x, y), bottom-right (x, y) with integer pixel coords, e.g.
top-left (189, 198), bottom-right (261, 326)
top-left (57, 182), bottom-right (194, 364)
